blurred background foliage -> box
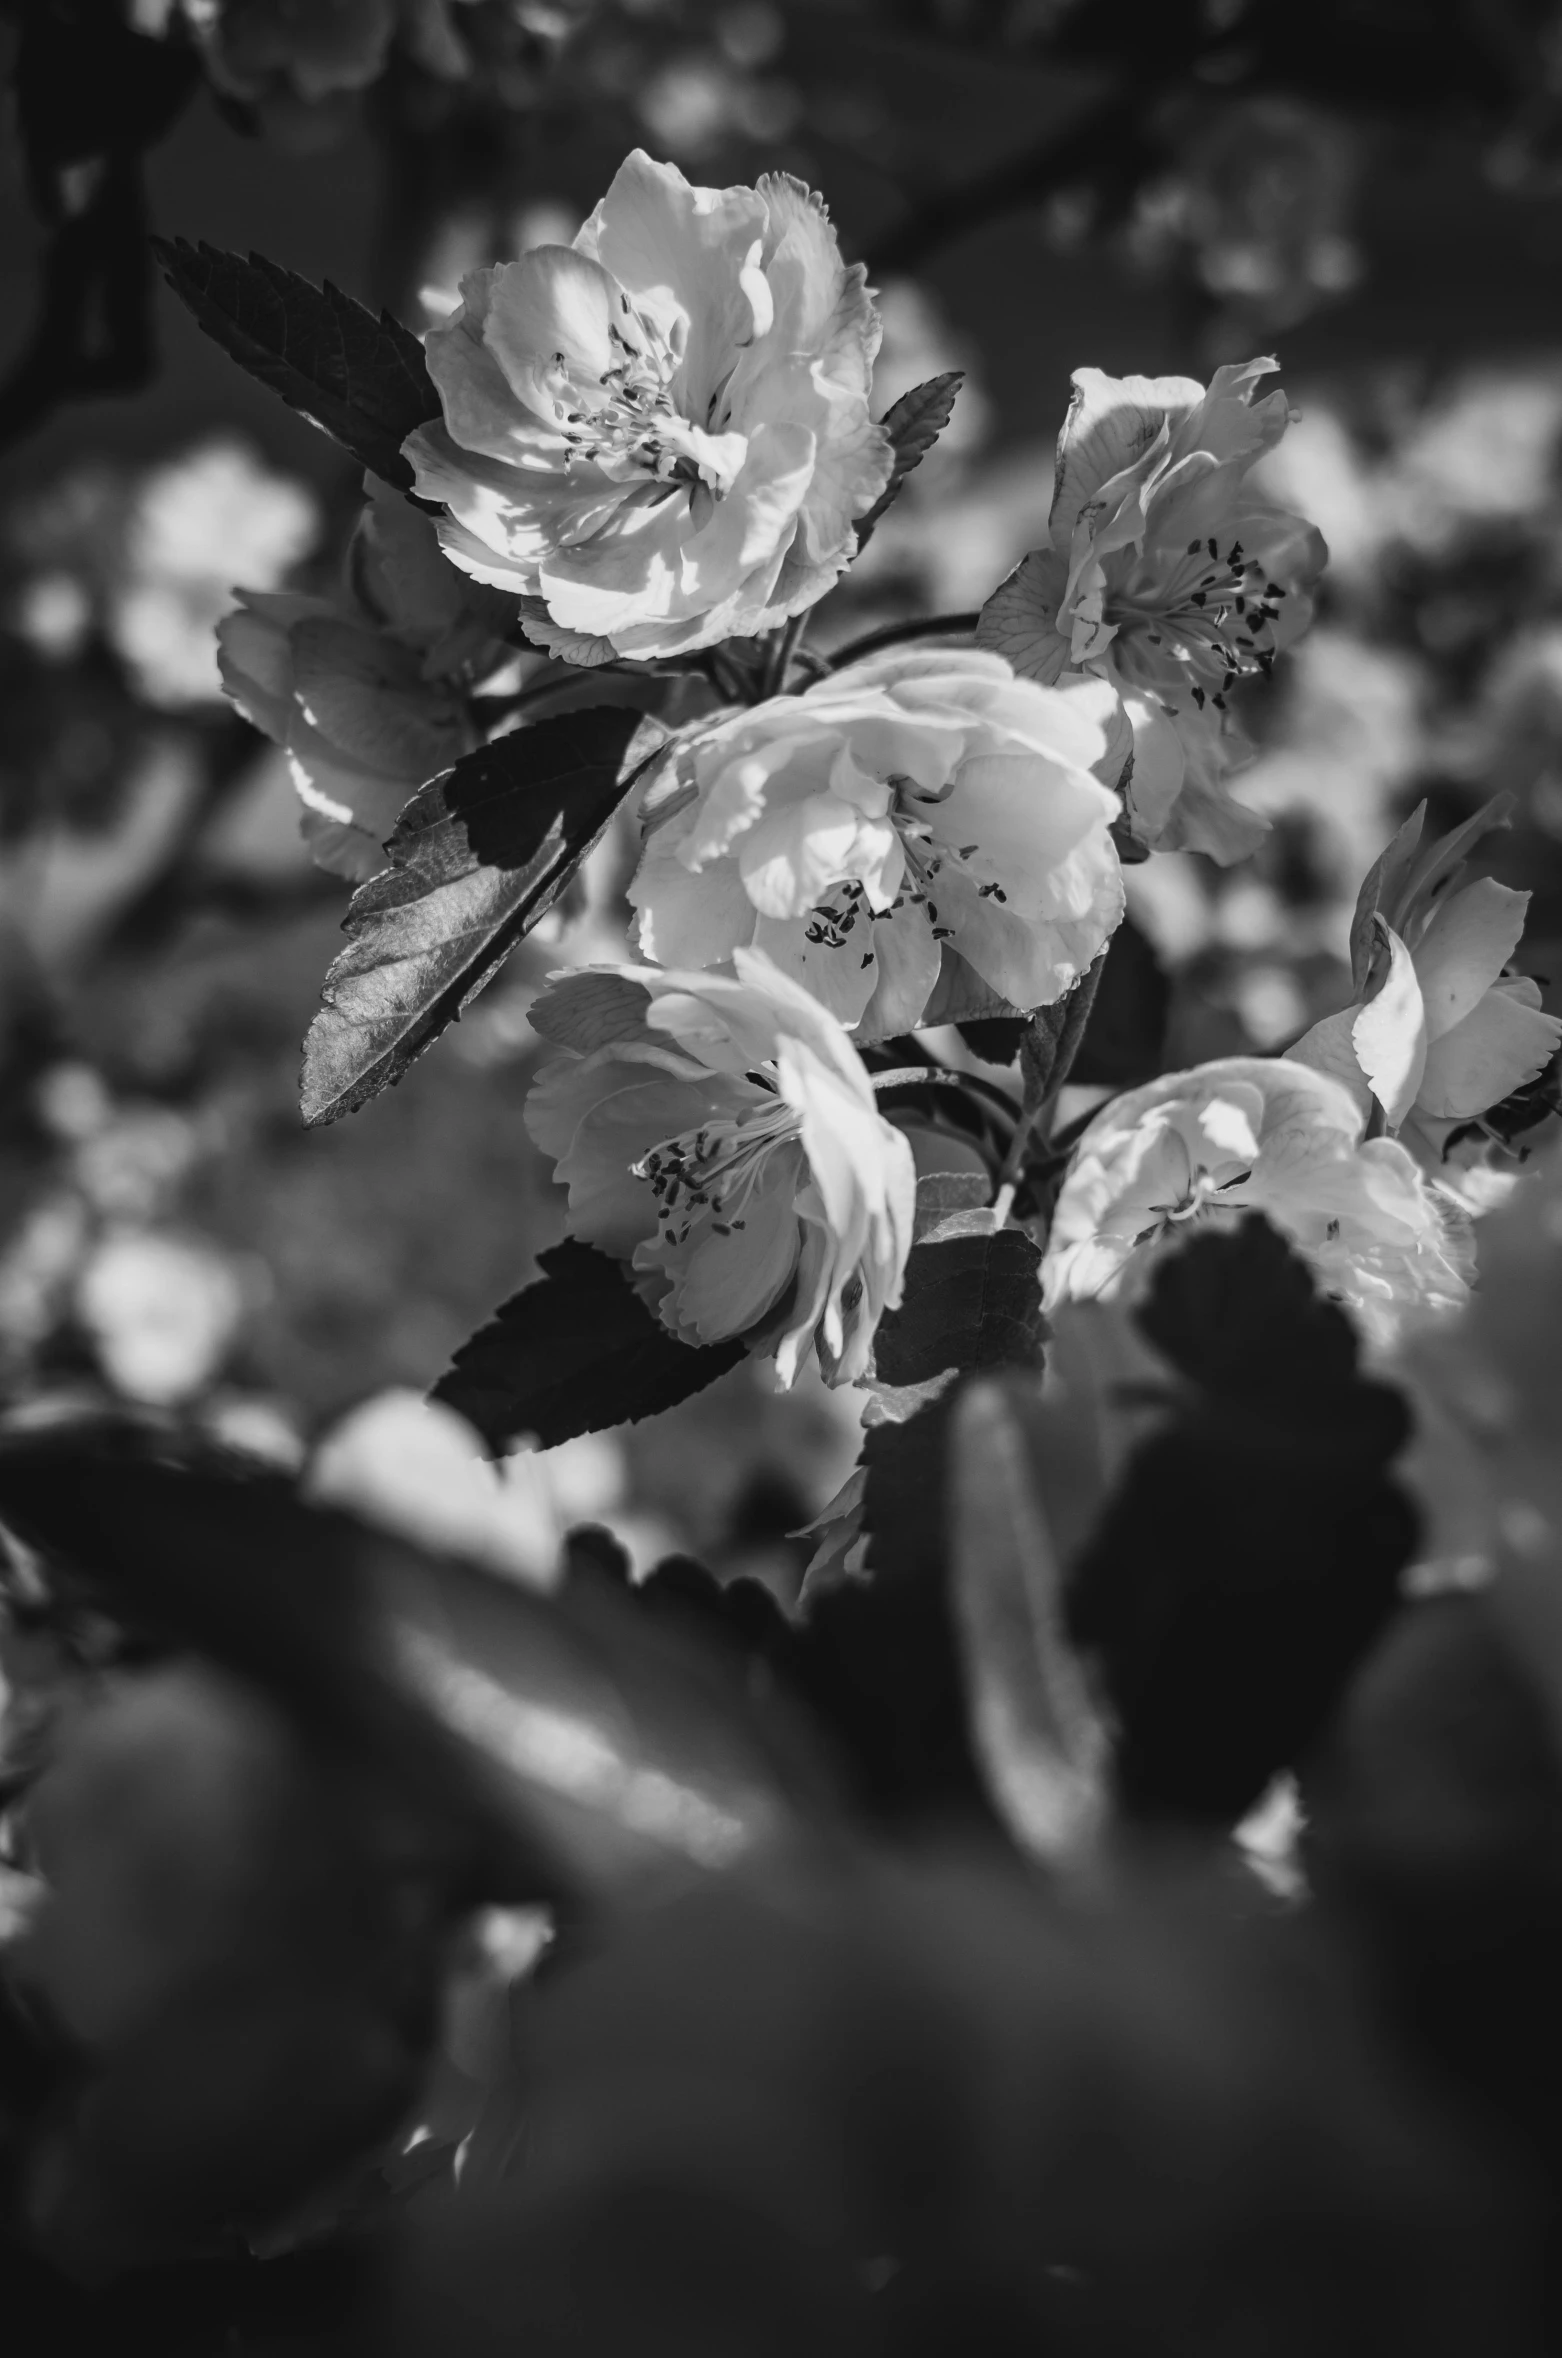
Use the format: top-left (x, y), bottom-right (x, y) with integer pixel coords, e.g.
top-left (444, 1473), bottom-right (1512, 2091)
top-left (5, 0), bottom-right (1562, 1591)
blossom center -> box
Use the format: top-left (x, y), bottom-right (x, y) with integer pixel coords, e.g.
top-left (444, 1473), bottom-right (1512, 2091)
top-left (634, 1092), bottom-right (802, 1248)
top-left (799, 776), bottom-right (1004, 971)
top-left (1113, 535), bottom-right (1289, 715)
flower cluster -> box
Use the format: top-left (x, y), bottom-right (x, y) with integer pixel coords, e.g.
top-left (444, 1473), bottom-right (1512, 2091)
top-left (406, 150), bottom-right (892, 662)
top-left (978, 359), bottom-right (1326, 861)
top-left (213, 147), bottom-right (1559, 1390)
top-left (1042, 1058), bottom-right (1472, 1346)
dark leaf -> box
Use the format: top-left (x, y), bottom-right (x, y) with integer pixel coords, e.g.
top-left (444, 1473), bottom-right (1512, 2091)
top-left (855, 371), bottom-right (963, 540)
top-left (1069, 1219), bottom-right (1416, 1827)
top-left (949, 1378), bottom-right (1108, 1861)
top-left (872, 1225), bottom-right (1047, 1390)
top-left (153, 240), bottom-right (438, 493)
top-left (1018, 953), bottom-right (1105, 1115)
top-left (786, 1228), bottom-right (1050, 1829)
top-left (1304, 1592), bottom-right (1562, 2169)
top-left (1068, 915), bottom-right (1169, 1089)
top-left (956, 1015), bottom-right (1027, 1065)
top-left (0, 160), bottom-right (155, 454)
top-left (433, 1240), bottom-right (746, 1452)
top-left (0, 1420), bottom-right (832, 1909)
top-left (14, 7), bottom-right (200, 202)
top-left (911, 1170), bottom-right (993, 1241)
top-left (301, 707), bottom-right (649, 1125)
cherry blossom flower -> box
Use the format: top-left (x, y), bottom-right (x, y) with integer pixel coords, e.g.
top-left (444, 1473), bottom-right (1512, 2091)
top-left (404, 150), bottom-right (892, 663)
top-left (1042, 1057), bottom-right (1472, 1344)
top-left (524, 950), bottom-right (915, 1385)
top-left (1291, 797), bottom-right (1562, 1166)
top-left (218, 479), bottom-right (511, 879)
top-left (627, 648), bottom-right (1123, 1039)
top-left (978, 359), bottom-right (1326, 862)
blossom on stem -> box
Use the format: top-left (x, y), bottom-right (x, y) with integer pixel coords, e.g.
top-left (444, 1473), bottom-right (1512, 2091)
top-left (978, 359), bottom-right (1326, 862)
top-left (627, 648), bottom-right (1123, 1039)
top-left (404, 150), bottom-right (892, 663)
top-left (1290, 796), bottom-right (1562, 1166)
top-left (218, 479), bottom-right (512, 879)
top-left (524, 950), bottom-right (915, 1385)
top-left (1042, 1057), bottom-right (1471, 1345)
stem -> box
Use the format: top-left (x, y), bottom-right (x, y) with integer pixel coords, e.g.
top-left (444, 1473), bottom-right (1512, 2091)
top-left (762, 611), bottom-right (811, 698)
top-left (823, 612), bottom-right (981, 671)
top-left (993, 956), bottom-right (1106, 1198)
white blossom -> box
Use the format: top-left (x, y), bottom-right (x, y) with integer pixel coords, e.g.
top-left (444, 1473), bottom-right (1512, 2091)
top-left (524, 950), bottom-right (915, 1385)
top-left (628, 648), bottom-right (1123, 1038)
top-left (405, 150), bottom-right (891, 662)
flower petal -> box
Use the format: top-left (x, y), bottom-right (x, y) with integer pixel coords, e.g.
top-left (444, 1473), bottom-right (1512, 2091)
top-left (1412, 876), bottom-right (1529, 1040)
top-left (975, 549), bottom-right (1073, 686)
top-left (1352, 924), bottom-right (1428, 1128)
top-left (1049, 366), bottom-right (1206, 550)
top-left (1417, 984), bottom-right (1562, 1119)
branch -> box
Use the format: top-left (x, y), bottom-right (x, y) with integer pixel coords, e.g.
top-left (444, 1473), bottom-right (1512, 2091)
top-left (862, 89), bottom-right (1142, 280)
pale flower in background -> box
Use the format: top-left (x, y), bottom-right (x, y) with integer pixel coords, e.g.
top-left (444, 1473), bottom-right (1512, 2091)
top-left (406, 149), bottom-right (891, 661)
top-left (75, 1229), bottom-right (248, 1407)
top-left (629, 649), bottom-right (1123, 1038)
top-left (219, 478), bottom-right (512, 879)
top-left (113, 440), bottom-right (316, 709)
top-left (979, 359), bottom-right (1326, 862)
top-left (1042, 1056), bottom-right (1472, 1345)
top-left (1291, 797), bottom-right (1562, 1166)
top-left (524, 950), bottom-right (915, 1385)
top-left (307, 1389), bottom-right (626, 1586)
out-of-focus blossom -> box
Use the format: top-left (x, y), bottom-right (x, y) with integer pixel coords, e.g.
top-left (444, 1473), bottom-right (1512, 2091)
top-left (75, 1229), bottom-right (248, 1406)
top-left (114, 441), bottom-right (316, 710)
top-left (1139, 99), bottom-right (1362, 337)
top-left (1292, 798), bottom-right (1562, 1165)
top-left (979, 360), bottom-right (1326, 863)
top-left (1043, 1057), bottom-right (1472, 1345)
top-left (524, 950), bottom-right (914, 1385)
top-left (219, 480), bottom-right (512, 880)
top-left (406, 150), bottom-right (891, 662)
top-left (306, 1389), bottom-right (625, 1585)
top-left (628, 649), bottom-right (1123, 1037)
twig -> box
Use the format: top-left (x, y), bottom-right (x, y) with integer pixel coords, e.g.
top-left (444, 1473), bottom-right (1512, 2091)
top-left (993, 956), bottom-right (1107, 1203)
top-left (762, 611), bottom-right (812, 699)
top-left (863, 90), bottom-right (1142, 280)
top-left (823, 613), bottom-right (980, 671)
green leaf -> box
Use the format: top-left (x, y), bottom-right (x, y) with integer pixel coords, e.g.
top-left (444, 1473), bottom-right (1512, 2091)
top-left (949, 1378), bottom-right (1109, 1863)
top-left (872, 1225), bottom-right (1048, 1390)
top-left (856, 370), bottom-right (964, 541)
top-left (300, 705), bottom-right (650, 1126)
top-left (1018, 953), bottom-right (1106, 1115)
top-left (1067, 916), bottom-right (1168, 1089)
top-left (432, 1240), bottom-right (746, 1452)
top-left (153, 239), bottom-right (438, 493)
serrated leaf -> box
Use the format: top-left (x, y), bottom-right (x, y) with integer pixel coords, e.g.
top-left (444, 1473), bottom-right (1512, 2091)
top-left (1071, 1219), bottom-right (1416, 1827)
top-left (950, 1378), bottom-right (1108, 1863)
top-left (154, 239), bottom-right (437, 492)
top-left (433, 1240), bottom-right (745, 1452)
top-left (872, 1226), bottom-right (1048, 1390)
top-left (301, 706), bottom-right (649, 1125)
top-left (1018, 953), bottom-right (1106, 1114)
top-left (856, 370), bottom-right (963, 540)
